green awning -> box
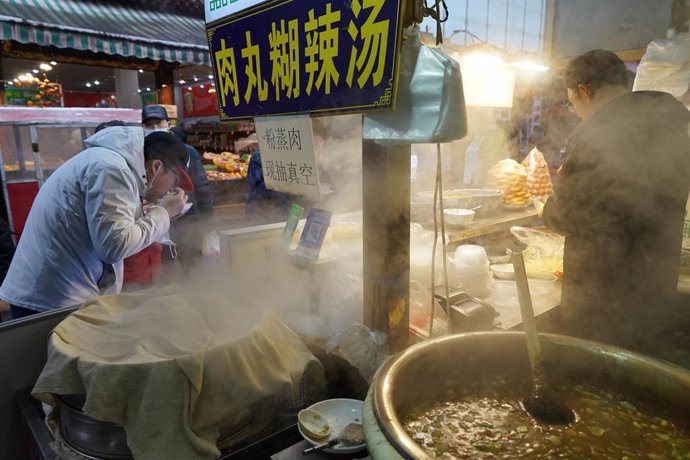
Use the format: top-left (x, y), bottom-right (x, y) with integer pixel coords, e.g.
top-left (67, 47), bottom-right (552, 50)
top-left (0, 0), bottom-right (210, 66)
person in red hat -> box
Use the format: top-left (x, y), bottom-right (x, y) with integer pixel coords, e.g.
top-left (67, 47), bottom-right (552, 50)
top-left (122, 130), bottom-right (195, 289)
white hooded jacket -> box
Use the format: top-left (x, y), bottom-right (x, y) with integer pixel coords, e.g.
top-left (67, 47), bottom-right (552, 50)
top-left (0, 126), bottom-right (170, 312)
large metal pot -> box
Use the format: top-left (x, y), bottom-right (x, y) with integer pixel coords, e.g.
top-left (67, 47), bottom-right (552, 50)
top-left (56, 395), bottom-right (133, 459)
top-left (363, 332), bottom-right (690, 459)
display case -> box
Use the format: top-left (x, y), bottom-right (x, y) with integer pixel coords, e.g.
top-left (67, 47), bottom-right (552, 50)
top-left (0, 107), bottom-right (141, 240)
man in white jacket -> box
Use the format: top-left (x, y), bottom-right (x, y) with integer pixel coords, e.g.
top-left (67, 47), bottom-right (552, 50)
top-left (0, 127), bottom-right (190, 319)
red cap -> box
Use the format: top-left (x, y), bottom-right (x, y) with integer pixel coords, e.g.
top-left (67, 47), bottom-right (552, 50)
top-left (176, 165), bottom-right (195, 193)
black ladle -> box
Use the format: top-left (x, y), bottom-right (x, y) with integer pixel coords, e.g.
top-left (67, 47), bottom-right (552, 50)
top-left (512, 251), bottom-right (575, 425)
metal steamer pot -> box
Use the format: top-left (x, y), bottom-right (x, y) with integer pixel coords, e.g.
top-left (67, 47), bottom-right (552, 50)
top-left (56, 395), bottom-right (133, 459)
top-left (362, 332), bottom-right (690, 459)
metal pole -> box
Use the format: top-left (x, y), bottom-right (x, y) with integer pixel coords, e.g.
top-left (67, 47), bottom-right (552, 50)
top-left (28, 125), bottom-right (44, 186)
top-left (362, 140), bottom-right (411, 353)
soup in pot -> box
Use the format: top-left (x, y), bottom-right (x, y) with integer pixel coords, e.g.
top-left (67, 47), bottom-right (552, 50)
top-left (403, 377), bottom-right (690, 459)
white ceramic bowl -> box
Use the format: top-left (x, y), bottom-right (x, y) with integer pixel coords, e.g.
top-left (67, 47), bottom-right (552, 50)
top-left (297, 399), bottom-right (366, 454)
top-left (443, 208), bottom-right (475, 227)
top-left (491, 263), bottom-right (515, 280)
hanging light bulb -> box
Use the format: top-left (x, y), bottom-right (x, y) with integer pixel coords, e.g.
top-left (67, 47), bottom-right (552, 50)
top-left (50, 60), bottom-right (58, 66)
top-left (94, 80), bottom-right (100, 85)
top-left (32, 69), bottom-right (39, 74)
top-left (86, 82), bottom-right (92, 88)
top-left (39, 63), bottom-right (52, 71)
top-left (179, 79), bottom-right (186, 84)
top-left (208, 74), bottom-right (213, 79)
top-left (139, 69), bottom-right (144, 73)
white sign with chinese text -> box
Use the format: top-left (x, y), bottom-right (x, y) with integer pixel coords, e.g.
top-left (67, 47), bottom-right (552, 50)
top-left (204, 0), bottom-right (269, 24)
top-left (254, 114), bottom-right (320, 200)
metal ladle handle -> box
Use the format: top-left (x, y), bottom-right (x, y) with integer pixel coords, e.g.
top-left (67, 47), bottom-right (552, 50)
top-left (512, 251), bottom-right (545, 387)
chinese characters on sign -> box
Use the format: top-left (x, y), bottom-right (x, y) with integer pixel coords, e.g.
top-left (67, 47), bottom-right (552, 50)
top-left (254, 115), bottom-right (321, 199)
top-left (206, 0), bottom-right (403, 120)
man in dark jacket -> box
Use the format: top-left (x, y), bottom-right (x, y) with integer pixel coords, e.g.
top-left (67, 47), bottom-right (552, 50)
top-left (169, 126), bottom-right (214, 265)
top-left (542, 49), bottom-right (690, 347)
top-left (170, 126), bottom-right (214, 220)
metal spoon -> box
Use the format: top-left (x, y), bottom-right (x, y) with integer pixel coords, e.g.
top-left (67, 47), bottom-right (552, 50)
top-left (512, 251), bottom-right (575, 425)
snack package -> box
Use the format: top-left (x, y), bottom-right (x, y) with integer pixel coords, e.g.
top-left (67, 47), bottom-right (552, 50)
top-left (487, 159), bottom-right (530, 205)
top-left (521, 147), bottom-right (554, 199)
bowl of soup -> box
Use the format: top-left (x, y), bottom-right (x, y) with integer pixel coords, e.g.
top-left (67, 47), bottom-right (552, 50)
top-left (362, 332), bottom-right (690, 459)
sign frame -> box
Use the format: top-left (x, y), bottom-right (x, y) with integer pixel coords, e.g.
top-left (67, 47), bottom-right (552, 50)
top-left (206, 0), bottom-right (405, 120)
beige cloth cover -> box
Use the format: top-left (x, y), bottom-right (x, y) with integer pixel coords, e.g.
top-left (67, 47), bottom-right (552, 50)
top-left (32, 287), bottom-right (325, 460)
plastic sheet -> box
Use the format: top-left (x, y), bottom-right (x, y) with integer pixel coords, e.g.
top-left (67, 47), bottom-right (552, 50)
top-left (362, 27), bottom-right (467, 144)
top-left (510, 226), bottom-right (564, 277)
top-left (325, 324), bottom-right (387, 383)
top-left (634, 32), bottom-right (690, 99)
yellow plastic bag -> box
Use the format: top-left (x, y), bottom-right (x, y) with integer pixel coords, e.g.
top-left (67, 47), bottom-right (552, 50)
top-left (521, 147), bottom-right (553, 199)
top-left (487, 159), bottom-right (529, 205)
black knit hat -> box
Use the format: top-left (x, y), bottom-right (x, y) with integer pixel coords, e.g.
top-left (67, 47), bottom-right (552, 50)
top-left (144, 131), bottom-right (194, 192)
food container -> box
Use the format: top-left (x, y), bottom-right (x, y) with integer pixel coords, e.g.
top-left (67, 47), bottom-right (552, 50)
top-left (363, 332), bottom-right (690, 460)
top-left (454, 245), bottom-right (489, 267)
top-left (442, 209), bottom-right (475, 227)
top-left (490, 263), bottom-right (514, 279)
top-left (450, 189), bottom-right (502, 216)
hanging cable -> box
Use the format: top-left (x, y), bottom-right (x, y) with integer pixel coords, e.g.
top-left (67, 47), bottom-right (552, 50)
top-left (429, 143), bottom-right (451, 338)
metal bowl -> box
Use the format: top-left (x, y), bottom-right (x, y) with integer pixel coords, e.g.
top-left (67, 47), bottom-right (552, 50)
top-left (57, 395), bottom-right (133, 459)
top-left (365, 332), bottom-right (690, 459)
top-left (451, 189), bottom-right (502, 216)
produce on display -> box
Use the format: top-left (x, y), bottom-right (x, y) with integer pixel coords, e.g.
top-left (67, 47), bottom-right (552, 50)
top-left (487, 159), bottom-right (530, 205)
top-left (202, 151), bottom-right (247, 180)
top-left (521, 147), bottom-right (554, 199)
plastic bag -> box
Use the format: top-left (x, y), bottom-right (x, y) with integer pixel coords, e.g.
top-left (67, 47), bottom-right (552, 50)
top-left (521, 147), bottom-right (554, 199)
top-left (510, 226), bottom-right (564, 277)
top-left (325, 324), bottom-right (388, 383)
top-left (487, 159), bottom-right (529, 205)
top-left (363, 27), bottom-right (467, 144)
top-left (409, 281), bottom-right (448, 339)
top-left (201, 231), bottom-right (220, 259)
top-left (319, 268), bottom-right (363, 336)
top-left (634, 32), bottom-right (690, 98)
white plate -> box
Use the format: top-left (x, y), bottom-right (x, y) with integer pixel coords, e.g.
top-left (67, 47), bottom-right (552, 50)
top-left (297, 398), bottom-right (365, 454)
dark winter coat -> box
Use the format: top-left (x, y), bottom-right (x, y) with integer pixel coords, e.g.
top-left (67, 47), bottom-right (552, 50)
top-left (543, 91), bottom-right (690, 338)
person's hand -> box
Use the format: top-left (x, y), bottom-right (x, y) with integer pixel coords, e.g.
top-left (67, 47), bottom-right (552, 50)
top-left (157, 188), bottom-right (188, 218)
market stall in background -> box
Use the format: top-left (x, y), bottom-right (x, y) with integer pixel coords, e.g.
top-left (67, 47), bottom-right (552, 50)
top-left (0, 107), bottom-right (142, 240)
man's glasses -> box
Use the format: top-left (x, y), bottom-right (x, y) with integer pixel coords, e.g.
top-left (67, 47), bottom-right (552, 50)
top-left (562, 98), bottom-right (575, 113)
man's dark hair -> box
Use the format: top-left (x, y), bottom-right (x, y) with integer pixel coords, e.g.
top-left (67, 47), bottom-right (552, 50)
top-left (144, 131), bottom-right (189, 169)
top-left (169, 126), bottom-right (188, 144)
top-left (564, 49), bottom-right (629, 93)
top-left (95, 120), bottom-right (127, 133)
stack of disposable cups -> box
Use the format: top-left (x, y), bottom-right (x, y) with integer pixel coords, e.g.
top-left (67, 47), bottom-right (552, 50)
top-left (454, 245), bottom-right (491, 297)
